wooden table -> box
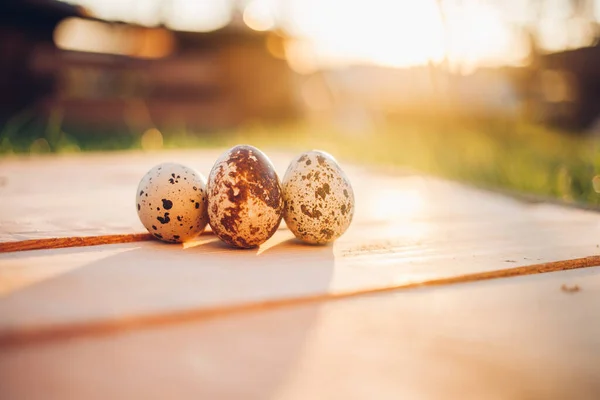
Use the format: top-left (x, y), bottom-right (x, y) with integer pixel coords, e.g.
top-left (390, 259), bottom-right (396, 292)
top-left (1, 150), bottom-right (600, 399)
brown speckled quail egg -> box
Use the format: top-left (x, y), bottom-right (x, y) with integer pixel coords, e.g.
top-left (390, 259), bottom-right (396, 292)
top-left (136, 162), bottom-right (209, 243)
top-left (207, 145), bottom-right (283, 248)
top-left (282, 150), bottom-right (354, 244)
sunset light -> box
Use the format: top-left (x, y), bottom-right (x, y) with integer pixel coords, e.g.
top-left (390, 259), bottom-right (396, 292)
top-left (4, 0), bottom-right (600, 394)
top-left (58, 0), bottom-right (599, 70)
top-left (285, 0), bottom-right (445, 68)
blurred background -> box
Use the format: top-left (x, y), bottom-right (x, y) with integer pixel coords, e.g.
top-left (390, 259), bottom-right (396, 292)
top-left (2, 0), bottom-right (600, 204)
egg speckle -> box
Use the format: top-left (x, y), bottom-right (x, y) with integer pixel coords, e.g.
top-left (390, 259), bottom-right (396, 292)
top-left (207, 145), bottom-right (283, 248)
top-left (282, 150), bottom-right (354, 244)
top-left (136, 162), bottom-right (208, 243)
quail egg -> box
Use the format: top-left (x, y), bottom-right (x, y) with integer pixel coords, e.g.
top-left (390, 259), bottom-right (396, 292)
top-left (136, 162), bottom-right (209, 243)
top-left (207, 145), bottom-right (283, 248)
top-left (282, 150), bottom-right (354, 244)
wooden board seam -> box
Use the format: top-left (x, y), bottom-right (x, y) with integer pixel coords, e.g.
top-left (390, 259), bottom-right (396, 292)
top-left (1, 254), bottom-right (599, 348)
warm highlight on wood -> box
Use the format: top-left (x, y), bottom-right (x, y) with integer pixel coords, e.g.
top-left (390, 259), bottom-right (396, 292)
top-left (3, 150), bottom-right (600, 398)
top-left (1, 254), bottom-right (598, 348)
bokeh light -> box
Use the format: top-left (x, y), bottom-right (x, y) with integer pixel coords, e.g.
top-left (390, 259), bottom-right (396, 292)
top-left (141, 128), bottom-right (164, 151)
top-left (243, 0), bottom-right (276, 31)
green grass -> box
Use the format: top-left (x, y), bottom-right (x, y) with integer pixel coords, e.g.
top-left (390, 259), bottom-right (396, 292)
top-left (1, 112), bottom-right (599, 207)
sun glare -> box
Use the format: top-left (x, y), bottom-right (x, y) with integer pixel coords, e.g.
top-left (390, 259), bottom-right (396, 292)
top-left (60, 0), bottom-right (522, 70)
top-left (370, 188), bottom-right (425, 222)
top-left (444, 2), bottom-right (513, 72)
top-left (285, 0), bottom-right (517, 70)
top-left (286, 0), bottom-right (445, 68)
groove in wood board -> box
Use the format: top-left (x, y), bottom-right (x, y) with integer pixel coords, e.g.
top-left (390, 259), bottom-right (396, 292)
top-left (2, 218), bottom-right (600, 345)
top-left (0, 233), bottom-right (154, 253)
top-left (1, 254), bottom-right (598, 348)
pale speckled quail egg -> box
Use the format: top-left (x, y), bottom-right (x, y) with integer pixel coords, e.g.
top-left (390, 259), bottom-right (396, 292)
top-left (136, 162), bottom-right (209, 243)
top-left (207, 145), bottom-right (283, 248)
top-left (282, 150), bottom-right (354, 244)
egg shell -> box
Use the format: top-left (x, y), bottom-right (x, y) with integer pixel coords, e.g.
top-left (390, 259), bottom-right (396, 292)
top-left (136, 162), bottom-right (209, 243)
top-left (207, 145), bottom-right (283, 248)
top-left (282, 150), bottom-right (354, 244)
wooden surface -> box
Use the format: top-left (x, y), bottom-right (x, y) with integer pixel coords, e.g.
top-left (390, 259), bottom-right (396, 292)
top-left (2, 149), bottom-right (597, 243)
top-left (2, 266), bottom-right (600, 399)
top-left (1, 230), bottom-right (600, 343)
top-left (0, 150), bottom-right (220, 242)
top-left (1, 149), bottom-right (600, 399)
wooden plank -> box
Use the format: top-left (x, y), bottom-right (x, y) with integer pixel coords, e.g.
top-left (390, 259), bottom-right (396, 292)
top-left (1, 209), bottom-right (599, 339)
top-left (1, 267), bottom-right (600, 399)
top-left (0, 150), bottom-right (221, 242)
top-left (2, 150), bottom-right (600, 337)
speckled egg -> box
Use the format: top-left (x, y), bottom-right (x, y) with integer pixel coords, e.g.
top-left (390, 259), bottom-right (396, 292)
top-left (282, 150), bottom-right (354, 244)
top-left (207, 145), bottom-right (283, 248)
top-left (136, 163), bottom-right (209, 243)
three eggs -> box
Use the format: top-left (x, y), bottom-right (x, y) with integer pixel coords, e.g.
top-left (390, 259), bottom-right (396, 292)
top-left (136, 145), bottom-right (355, 248)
